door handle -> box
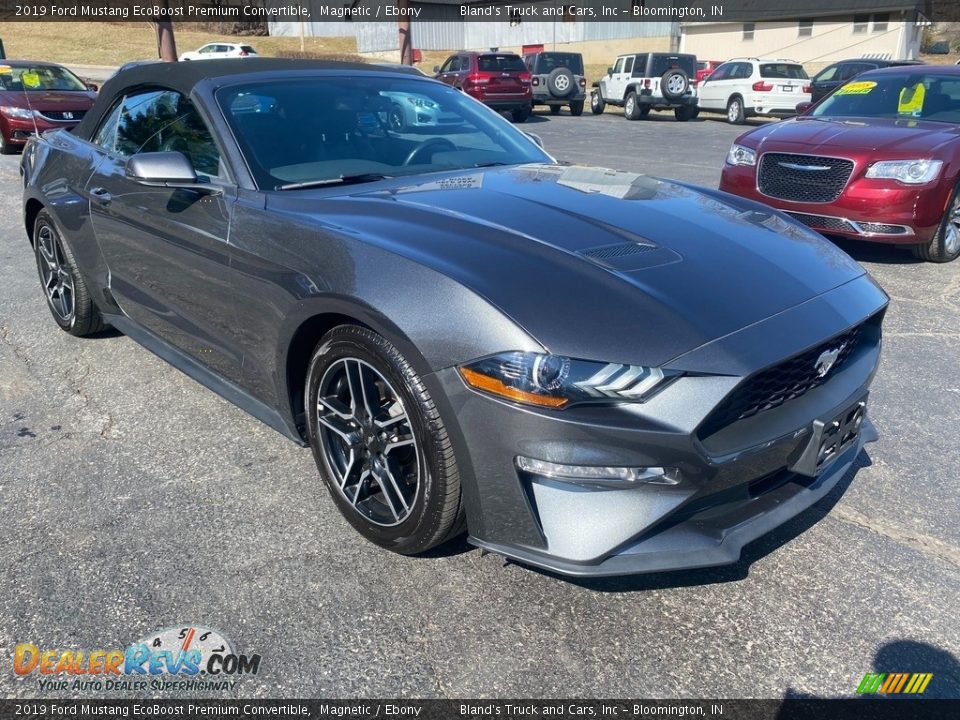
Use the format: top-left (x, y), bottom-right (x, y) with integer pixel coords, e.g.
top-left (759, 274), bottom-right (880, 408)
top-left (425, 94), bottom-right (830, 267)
top-left (89, 187), bottom-right (112, 206)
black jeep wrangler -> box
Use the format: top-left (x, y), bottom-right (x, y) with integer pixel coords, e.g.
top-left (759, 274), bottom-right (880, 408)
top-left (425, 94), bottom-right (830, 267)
top-left (592, 52), bottom-right (699, 121)
top-left (523, 51), bottom-right (587, 116)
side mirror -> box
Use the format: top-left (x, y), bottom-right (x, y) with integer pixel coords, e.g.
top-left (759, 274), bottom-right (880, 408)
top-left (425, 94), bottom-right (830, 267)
top-left (433, 65), bottom-right (441, 73)
top-left (795, 101), bottom-right (813, 115)
top-left (525, 132), bottom-right (544, 149)
top-left (86, 83), bottom-right (98, 92)
top-left (606, 67), bottom-right (613, 76)
top-left (126, 151), bottom-right (219, 193)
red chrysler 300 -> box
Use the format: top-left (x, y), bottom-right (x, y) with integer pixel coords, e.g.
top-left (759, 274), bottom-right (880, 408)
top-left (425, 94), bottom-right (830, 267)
top-left (0, 60), bottom-right (96, 154)
top-left (720, 65), bottom-right (960, 263)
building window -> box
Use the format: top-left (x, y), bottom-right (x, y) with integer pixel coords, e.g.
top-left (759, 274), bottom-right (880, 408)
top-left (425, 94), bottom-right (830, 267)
top-left (798, 19), bottom-right (814, 37)
top-left (873, 12), bottom-right (889, 32)
top-left (742, 23), bottom-right (755, 41)
top-left (853, 14), bottom-right (869, 33)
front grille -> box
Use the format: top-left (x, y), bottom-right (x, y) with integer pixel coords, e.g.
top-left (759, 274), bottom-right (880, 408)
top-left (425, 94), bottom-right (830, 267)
top-left (858, 222), bottom-right (909, 235)
top-left (38, 110), bottom-right (86, 121)
top-left (785, 212), bottom-right (850, 233)
top-left (700, 322), bottom-right (866, 437)
top-left (758, 153), bottom-right (853, 203)
top-left (785, 212), bottom-right (911, 237)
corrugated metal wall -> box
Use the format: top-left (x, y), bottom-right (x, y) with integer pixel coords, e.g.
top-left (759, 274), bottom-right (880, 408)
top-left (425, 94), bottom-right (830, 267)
top-left (267, 1), bottom-right (676, 51)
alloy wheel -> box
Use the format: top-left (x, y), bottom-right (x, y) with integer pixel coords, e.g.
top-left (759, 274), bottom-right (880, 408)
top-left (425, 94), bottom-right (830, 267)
top-left (728, 100), bottom-right (740, 123)
top-left (36, 224), bottom-right (75, 323)
top-left (315, 357), bottom-right (420, 527)
top-left (626, 95), bottom-right (635, 115)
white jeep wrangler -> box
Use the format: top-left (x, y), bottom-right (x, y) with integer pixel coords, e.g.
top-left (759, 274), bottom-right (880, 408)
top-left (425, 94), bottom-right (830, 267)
top-left (592, 52), bottom-right (699, 121)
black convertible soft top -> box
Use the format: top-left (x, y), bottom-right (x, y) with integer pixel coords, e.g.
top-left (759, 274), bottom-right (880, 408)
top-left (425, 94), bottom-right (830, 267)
top-left (74, 58), bottom-right (408, 140)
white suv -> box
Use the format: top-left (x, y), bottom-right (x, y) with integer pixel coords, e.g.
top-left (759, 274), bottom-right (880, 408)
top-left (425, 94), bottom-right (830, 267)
top-left (697, 58), bottom-right (811, 124)
top-left (179, 43), bottom-right (258, 61)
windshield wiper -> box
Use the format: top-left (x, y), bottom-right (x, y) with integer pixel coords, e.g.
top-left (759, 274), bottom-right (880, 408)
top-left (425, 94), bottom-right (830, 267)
top-left (277, 173), bottom-right (392, 191)
top-left (474, 162), bottom-right (510, 168)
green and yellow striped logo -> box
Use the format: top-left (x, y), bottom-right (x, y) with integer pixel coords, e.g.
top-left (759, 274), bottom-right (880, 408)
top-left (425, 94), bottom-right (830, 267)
top-left (857, 672), bottom-right (933, 694)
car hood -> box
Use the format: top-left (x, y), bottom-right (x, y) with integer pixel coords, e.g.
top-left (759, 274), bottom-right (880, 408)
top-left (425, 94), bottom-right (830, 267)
top-left (0, 89), bottom-right (96, 112)
top-left (270, 164), bottom-right (865, 367)
top-left (746, 115), bottom-right (960, 154)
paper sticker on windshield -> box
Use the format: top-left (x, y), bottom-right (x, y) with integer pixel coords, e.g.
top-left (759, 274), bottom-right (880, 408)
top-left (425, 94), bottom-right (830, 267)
top-left (0, 66), bottom-right (11, 74)
top-left (836, 81), bottom-right (876, 96)
top-left (898, 83), bottom-right (925, 116)
top-left (21, 72), bottom-right (41, 88)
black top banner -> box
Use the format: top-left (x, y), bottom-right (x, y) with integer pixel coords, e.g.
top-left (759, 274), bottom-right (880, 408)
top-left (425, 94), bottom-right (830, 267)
top-left (0, 0), bottom-right (957, 24)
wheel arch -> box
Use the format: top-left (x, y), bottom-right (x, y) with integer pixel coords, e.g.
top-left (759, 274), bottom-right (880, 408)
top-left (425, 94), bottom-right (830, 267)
top-left (24, 197), bottom-right (44, 246)
top-left (281, 301), bottom-right (435, 442)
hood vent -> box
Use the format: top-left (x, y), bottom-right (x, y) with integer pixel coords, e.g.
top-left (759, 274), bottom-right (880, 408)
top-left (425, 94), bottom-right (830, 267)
top-left (579, 240), bottom-right (681, 273)
top-left (582, 242), bottom-right (657, 262)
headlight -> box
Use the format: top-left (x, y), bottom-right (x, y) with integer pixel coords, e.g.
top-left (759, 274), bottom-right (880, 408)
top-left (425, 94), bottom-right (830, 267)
top-left (458, 351), bottom-right (679, 409)
top-left (726, 144), bottom-right (756, 166)
top-left (865, 159), bottom-right (943, 185)
top-left (0, 106), bottom-right (36, 120)
top-left (406, 97), bottom-right (438, 109)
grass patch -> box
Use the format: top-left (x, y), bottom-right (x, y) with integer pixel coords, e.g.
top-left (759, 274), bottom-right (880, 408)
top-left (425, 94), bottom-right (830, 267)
top-left (0, 22), bottom-right (358, 65)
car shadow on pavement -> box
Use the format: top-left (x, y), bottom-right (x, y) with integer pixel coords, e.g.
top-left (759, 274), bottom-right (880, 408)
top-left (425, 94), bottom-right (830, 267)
top-left (779, 640), bottom-right (960, 701)
top-left (828, 236), bottom-right (924, 266)
top-left (521, 450), bottom-right (873, 592)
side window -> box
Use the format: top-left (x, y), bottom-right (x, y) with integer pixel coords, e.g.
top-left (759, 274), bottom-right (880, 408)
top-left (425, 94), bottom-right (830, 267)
top-left (439, 57), bottom-right (454, 73)
top-left (736, 63), bottom-right (754, 80)
top-left (814, 65), bottom-right (838, 83)
top-left (199, 45), bottom-right (214, 55)
top-left (710, 63), bottom-right (732, 81)
top-left (109, 89), bottom-right (224, 178)
top-left (612, 57), bottom-right (625, 74)
top-left (840, 63), bottom-right (873, 81)
top-left (623, 56), bottom-right (634, 74)
top-left (92, 100), bottom-right (124, 152)
top-left (633, 54), bottom-right (647, 76)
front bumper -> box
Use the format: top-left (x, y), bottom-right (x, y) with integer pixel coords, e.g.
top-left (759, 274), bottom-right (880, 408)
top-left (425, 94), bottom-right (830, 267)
top-left (2, 115), bottom-right (79, 147)
top-left (431, 276), bottom-right (887, 576)
top-left (720, 159), bottom-right (950, 244)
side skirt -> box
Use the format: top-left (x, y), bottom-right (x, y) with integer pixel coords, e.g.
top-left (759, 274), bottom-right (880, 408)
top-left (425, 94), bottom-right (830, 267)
top-left (104, 313), bottom-right (307, 447)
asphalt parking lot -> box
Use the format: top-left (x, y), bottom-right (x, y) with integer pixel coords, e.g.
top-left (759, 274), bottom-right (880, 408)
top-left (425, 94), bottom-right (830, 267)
top-left (2, 110), bottom-right (959, 700)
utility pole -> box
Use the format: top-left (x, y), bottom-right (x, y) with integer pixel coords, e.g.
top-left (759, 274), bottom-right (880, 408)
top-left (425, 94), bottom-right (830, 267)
top-left (152, 0), bottom-right (178, 61)
top-left (398, 0), bottom-right (412, 65)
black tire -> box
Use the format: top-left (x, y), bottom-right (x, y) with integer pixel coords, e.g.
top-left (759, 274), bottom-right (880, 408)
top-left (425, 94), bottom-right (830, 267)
top-left (660, 69), bottom-right (690, 100)
top-left (550, 104), bottom-right (562, 115)
top-left (590, 90), bottom-right (605, 115)
top-left (0, 132), bottom-right (16, 155)
top-left (570, 100), bottom-right (584, 116)
top-left (511, 104), bottom-right (531, 123)
top-left (305, 325), bottom-right (464, 555)
top-left (727, 95), bottom-right (746, 124)
top-left (624, 91), bottom-right (645, 120)
top-left (546, 67), bottom-right (576, 98)
top-left (912, 183), bottom-right (960, 263)
top-left (388, 103), bottom-right (406, 131)
top-left (33, 209), bottom-right (106, 336)
top-left (674, 105), bottom-right (696, 122)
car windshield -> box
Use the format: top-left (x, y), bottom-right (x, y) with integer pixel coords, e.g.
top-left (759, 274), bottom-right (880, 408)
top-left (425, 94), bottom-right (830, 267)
top-left (0, 64), bottom-right (87, 92)
top-left (217, 76), bottom-right (551, 189)
top-left (760, 63), bottom-right (808, 79)
top-left (477, 55), bottom-right (525, 72)
top-left (812, 72), bottom-right (960, 123)
top-left (535, 53), bottom-right (584, 74)
top-left (649, 55), bottom-right (696, 77)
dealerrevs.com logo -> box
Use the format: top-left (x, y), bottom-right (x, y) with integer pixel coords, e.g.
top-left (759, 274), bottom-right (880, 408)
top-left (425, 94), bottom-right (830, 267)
top-left (13, 625), bottom-right (261, 692)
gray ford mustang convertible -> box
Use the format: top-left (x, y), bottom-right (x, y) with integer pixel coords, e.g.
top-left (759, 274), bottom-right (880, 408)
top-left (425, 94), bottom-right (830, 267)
top-left (21, 59), bottom-right (887, 576)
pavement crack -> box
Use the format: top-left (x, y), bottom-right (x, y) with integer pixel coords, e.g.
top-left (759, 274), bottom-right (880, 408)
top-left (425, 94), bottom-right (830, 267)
top-left (832, 505), bottom-right (960, 570)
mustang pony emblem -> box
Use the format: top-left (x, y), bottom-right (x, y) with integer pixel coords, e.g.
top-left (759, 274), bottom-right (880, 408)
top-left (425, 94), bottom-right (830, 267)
top-left (815, 344), bottom-right (846, 378)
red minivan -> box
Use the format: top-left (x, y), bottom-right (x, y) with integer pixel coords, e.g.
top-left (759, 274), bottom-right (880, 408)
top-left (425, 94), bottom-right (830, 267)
top-left (434, 51), bottom-right (532, 122)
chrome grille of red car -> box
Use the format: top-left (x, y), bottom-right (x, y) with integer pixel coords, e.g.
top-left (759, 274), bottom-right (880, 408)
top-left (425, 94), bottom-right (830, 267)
top-left (758, 153), bottom-right (854, 203)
